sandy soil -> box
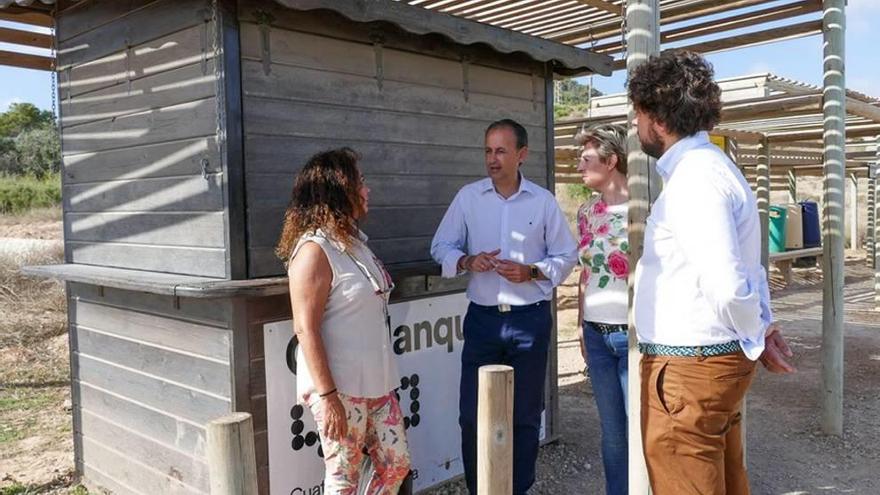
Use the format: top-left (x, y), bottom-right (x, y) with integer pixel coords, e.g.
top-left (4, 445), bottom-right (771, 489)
top-left (429, 254), bottom-right (880, 495)
top-left (0, 207), bottom-right (62, 241)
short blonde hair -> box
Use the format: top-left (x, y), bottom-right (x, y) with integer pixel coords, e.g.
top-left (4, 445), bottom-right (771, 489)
top-left (573, 123), bottom-right (627, 175)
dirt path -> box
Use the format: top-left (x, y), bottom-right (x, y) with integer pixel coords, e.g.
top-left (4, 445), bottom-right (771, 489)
top-left (0, 212), bottom-right (73, 493)
top-left (429, 255), bottom-right (880, 494)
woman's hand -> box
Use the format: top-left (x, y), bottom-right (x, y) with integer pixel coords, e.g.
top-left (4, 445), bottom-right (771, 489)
top-left (321, 393), bottom-right (348, 441)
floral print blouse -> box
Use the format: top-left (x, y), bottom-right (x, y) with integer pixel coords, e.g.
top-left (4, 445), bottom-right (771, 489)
top-left (577, 195), bottom-right (630, 324)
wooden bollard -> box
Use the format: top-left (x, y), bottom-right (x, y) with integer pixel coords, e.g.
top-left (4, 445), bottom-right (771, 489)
top-left (206, 412), bottom-right (259, 495)
top-left (477, 364), bottom-right (514, 495)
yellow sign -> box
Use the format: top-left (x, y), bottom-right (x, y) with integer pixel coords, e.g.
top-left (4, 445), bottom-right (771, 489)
top-left (709, 134), bottom-right (727, 150)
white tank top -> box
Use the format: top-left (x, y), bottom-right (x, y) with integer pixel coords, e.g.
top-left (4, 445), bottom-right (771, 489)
top-left (291, 230), bottom-right (399, 400)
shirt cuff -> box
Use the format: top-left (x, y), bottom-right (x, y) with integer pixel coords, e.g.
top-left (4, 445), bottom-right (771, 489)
top-left (441, 250), bottom-right (466, 278)
top-left (532, 260), bottom-right (558, 287)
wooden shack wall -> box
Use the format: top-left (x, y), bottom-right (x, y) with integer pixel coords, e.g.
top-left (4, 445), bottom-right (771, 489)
top-left (56, 0), bottom-right (233, 278)
top-left (238, 2), bottom-right (551, 277)
top-left (67, 283), bottom-right (238, 495)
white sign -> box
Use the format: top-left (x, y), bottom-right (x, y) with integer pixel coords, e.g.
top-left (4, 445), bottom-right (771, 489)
top-left (264, 293), bottom-right (471, 494)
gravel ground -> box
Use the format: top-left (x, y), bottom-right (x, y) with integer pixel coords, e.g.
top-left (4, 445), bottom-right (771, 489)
top-left (426, 256), bottom-right (880, 495)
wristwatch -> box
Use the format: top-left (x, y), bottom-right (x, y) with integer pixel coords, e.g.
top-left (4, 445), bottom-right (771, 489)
top-left (529, 264), bottom-right (539, 280)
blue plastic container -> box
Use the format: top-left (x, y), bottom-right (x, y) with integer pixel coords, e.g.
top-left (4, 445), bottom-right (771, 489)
top-left (800, 201), bottom-right (821, 248)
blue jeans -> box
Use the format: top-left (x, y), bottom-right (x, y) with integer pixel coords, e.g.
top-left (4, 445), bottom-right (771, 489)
top-left (460, 302), bottom-right (552, 495)
top-left (583, 321), bottom-right (628, 495)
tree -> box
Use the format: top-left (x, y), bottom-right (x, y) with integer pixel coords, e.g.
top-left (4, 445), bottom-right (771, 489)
top-left (0, 102), bottom-right (55, 138)
top-left (554, 79), bottom-right (603, 119)
top-left (13, 126), bottom-right (61, 177)
top-left (555, 78), bottom-right (601, 106)
top-left (0, 102), bottom-right (60, 177)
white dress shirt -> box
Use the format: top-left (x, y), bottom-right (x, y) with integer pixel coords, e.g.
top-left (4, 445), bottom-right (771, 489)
top-left (431, 175), bottom-right (578, 306)
top-left (633, 132), bottom-right (773, 360)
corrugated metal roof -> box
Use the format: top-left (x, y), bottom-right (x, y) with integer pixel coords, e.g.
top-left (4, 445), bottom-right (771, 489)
top-left (0, 0), bottom-right (55, 7)
top-left (272, 0), bottom-right (613, 76)
top-left (1, 0), bottom-right (830, 73)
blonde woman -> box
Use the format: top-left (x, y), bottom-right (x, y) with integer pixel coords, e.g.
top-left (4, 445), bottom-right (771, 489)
top-left (574, 124), bottom-right (629, 495)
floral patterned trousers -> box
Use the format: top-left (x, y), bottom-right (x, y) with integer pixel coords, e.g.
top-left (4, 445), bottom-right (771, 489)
top-left (306, 392), bottom-right (411, 495)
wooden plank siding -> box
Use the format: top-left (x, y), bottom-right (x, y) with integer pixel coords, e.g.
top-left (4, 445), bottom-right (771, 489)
top-left (57, 0), bottom-right (230, 278)
top-left (243, 294), bottom-right (291, 495)
top-left (68, 283), bottom-right (236, 494)
top-left (239, 11), bottom-right (550, 277)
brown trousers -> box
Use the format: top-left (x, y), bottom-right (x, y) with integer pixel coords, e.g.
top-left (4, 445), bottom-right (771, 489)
top-left (640, 352), bottom-right (757, 495)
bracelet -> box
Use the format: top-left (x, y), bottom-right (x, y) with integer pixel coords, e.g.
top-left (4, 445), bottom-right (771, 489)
top-left (319, 388), bottom-right (337, 398)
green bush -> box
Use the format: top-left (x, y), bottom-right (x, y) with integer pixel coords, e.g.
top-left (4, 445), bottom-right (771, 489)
top-left (0, 174), bottom-right (62, 214)
top-left (564, 183), bottom-right (593, 203)
top-left (0, 103), bottom-right (61, 178)
top-left (11, 126), bottom-right (61, 177)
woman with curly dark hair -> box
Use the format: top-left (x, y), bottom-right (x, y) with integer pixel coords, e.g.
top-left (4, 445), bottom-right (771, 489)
top-left (628, 50), bottom-right (793, 495)
top-left (277, 148), bottom-right (410, 494)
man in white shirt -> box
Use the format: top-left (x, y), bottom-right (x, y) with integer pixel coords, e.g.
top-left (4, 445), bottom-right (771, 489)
top-left (629, 50), bottom-right (795, 494)
top-left (431, 119), bottom-right (577, 494)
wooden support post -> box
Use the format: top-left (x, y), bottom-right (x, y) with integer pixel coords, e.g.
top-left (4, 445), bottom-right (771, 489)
top-left (625, 1), bottom-right (660, 493)
top-left (849, 174), bottom-right (859, 249)
top-left (788, 169), bottom-right (798, 204)
top-left (874, 150), bottom-right (880, 310)
top-left (868, 166), bottom-right (876, 269)
top-left (757, 136), bottom-right (771, 271)
top-left (477, 365), bottom-right (513, 495)
top-left (207, 413), bottom-right (258, 495)
top-left (820, 0), bottom-right (846, 436)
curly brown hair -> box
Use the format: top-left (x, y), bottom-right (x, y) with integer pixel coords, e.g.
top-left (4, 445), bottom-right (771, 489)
top-left (626, 50), bottom-right (721, 137)
top-left (275, 147), bottom-right (364, 263)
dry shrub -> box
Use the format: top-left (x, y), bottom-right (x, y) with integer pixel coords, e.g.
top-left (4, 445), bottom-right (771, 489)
top-left (0, 244), bottom-right (66, 348)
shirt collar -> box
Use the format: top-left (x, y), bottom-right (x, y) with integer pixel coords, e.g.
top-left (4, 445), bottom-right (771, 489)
top-left (480, 172), bottom-right (536, 197)
top-left (655, 131), bottom-right (710, 180)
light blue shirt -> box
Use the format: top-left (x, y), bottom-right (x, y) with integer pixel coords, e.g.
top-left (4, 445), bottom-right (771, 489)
top-left (633, 132), bottom-right (773, 360)
top-left (431, 175), bottom-right (578, 306)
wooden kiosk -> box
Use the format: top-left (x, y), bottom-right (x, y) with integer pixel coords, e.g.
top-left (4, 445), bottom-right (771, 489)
top-left (19, 0), bottom-right (611, 493)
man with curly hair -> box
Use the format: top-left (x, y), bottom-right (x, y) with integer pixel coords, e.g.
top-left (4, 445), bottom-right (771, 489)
top-left (628, 50), bottom-right (795, 494)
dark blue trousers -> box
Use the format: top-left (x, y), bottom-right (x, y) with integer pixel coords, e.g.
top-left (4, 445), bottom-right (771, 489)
top-left (459, 301), bottom-right (552, 495)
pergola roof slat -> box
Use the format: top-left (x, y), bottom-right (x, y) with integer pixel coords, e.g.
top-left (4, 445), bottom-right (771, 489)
top-left (0, 48), bottom-right (53, 70)
top-left (549, 0), bottom-right (771, 44)
top-left (0, 5), bottom-right (53, 27)
top-left (0, 25), bottom-right (52, 49)
top-left (590, 0), bottom-right (821, 55)
top-left (611, 19), bottom-right (823, 70)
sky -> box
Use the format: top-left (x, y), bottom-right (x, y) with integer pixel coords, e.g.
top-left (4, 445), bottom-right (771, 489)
top-left (579, 0), bottom-right (880, 98)
top-left (0, 1), bottom-right (878, 112)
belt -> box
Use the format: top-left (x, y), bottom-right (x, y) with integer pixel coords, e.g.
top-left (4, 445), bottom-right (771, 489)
top-left (586, 321), bottom-right (628, 335)
top-left (639, 341), bottom-right (741, 357)
top-left (471, 300), bottom-right (548, 314)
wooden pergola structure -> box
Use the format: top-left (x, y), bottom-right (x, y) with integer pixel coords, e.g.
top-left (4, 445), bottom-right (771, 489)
top-left (554, 73), bottom-right (880, 252)
top-left (0, 0), bottom-right (838, 73)
top-left (2, 1), bottom-right (875, 493)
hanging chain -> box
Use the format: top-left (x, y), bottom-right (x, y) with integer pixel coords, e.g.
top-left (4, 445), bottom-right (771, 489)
top-left (50, 6), bottom-right (61, 175)
top-left (586, 31), bottom-right (596, 119)
top-left (50, 11), bottom-right (57, 124)
top-left (619, 1), bottom-right (627, 69)
top-left (210, 0), bottom-right (225, 170)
